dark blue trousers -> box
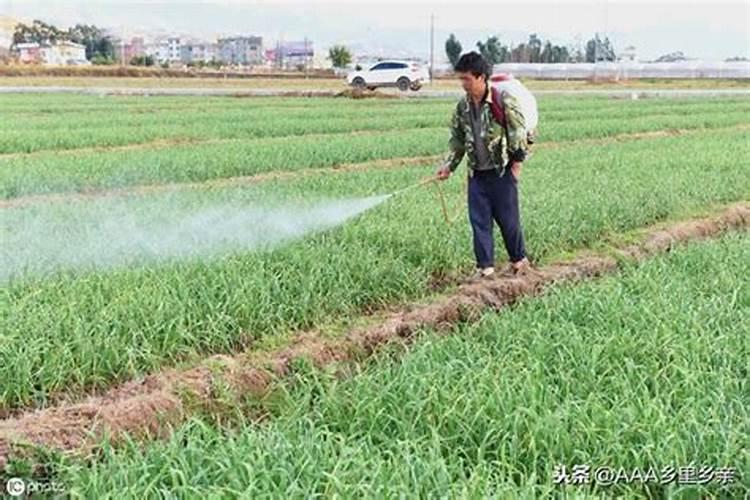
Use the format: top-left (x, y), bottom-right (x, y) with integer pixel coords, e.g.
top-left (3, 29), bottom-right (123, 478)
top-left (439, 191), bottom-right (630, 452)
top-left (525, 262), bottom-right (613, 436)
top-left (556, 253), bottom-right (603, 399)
top-left (467, 167), bottom-right (527, 268)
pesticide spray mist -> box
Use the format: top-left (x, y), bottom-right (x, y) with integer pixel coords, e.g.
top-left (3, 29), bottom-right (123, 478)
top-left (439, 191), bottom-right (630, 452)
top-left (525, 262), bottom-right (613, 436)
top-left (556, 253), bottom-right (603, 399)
top-left (1, 192), bottom-right (391, 283)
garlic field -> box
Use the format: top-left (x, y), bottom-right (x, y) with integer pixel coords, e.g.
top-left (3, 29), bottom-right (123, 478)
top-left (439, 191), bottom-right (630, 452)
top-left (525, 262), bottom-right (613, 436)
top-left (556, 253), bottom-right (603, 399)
top-left (0, 92), bottom-right (748, 497)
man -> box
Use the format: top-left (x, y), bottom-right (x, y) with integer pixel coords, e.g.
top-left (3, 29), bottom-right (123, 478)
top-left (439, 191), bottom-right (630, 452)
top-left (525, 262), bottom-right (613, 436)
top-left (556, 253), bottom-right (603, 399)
top-left (436, 51), bottom-right (532, 279)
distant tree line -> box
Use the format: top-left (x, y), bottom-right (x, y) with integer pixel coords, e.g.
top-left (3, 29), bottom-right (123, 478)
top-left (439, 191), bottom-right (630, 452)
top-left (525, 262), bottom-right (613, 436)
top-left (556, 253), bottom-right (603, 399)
top-left (445, 32), bottom-right (617, 67)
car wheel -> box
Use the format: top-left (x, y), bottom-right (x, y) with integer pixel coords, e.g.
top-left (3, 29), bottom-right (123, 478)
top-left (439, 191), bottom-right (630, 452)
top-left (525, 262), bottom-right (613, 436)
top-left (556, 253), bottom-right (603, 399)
top-left (397, 77), bottom-right (410, 92)
top-left (352, 77), bottom-right (366, 89)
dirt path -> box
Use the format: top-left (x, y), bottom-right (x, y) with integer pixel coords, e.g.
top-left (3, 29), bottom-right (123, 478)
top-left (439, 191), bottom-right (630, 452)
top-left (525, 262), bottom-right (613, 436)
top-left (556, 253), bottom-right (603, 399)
top-left (2, 124), bottom-right (748, 211)
top-left (1, 202), bottom-right (747, 468)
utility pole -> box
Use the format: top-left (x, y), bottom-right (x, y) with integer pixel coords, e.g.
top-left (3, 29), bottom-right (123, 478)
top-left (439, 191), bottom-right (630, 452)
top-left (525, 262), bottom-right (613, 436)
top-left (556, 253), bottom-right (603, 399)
top-left (276, 33), bottom-right (283, 71)
top-left (304, 36), bottom-right (309, 78)
top-left (429, 13), bottom-right (434, 85)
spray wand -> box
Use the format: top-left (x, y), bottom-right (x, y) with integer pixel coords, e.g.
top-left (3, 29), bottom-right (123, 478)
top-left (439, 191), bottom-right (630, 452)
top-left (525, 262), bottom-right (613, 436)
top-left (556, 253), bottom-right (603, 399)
top-left (388, 175), bottom-right (439, 197)
top-left (386, 175), bottom-right (460, 225)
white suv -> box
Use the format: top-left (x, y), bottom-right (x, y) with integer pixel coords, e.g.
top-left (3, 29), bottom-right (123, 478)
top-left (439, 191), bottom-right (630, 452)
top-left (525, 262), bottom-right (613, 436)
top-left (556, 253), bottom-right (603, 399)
top-left (347, 60), bottom-right (430, 91)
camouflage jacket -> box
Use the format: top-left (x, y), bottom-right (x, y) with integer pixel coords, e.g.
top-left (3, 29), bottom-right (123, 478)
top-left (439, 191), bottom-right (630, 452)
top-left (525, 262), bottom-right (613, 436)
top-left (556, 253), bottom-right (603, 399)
top-left (441, 85), bottom-right (529, 174)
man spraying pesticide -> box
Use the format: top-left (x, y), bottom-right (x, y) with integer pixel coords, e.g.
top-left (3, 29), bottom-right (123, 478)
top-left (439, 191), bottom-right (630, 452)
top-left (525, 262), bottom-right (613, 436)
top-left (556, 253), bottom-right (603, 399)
top-left (435, 52), bottom-right (538, 279)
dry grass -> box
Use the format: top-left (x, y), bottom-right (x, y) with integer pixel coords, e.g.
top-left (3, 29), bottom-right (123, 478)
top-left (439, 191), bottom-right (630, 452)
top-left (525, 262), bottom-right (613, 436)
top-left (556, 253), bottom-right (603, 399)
top-left (0, 68), bottom-right (748, 91)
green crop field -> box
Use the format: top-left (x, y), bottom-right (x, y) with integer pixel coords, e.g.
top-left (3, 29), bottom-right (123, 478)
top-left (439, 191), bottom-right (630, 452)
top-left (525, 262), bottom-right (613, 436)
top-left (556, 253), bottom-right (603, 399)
top-left (0, 92), bottom-right (748, 497)
top-left (56, 231), bottom-right (749, 498)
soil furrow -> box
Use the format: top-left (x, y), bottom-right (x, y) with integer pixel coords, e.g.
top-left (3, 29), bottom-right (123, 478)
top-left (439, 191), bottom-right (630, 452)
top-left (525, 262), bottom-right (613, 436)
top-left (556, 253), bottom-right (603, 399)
top-left (0, 201), bottom-right (747, 468)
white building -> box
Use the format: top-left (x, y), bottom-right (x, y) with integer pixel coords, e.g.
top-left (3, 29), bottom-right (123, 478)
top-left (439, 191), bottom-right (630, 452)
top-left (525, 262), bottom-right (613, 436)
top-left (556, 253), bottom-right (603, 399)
top-left (218, 36), bottom-right (263, 65)
top-left (167, 37), bottom-right (181, 62)
top-left (275, 40), bottom-right (313, 70)
top-left (112, 37), bottom-right (145, 64)
top-left (145, 41), bottom-right (170, 63)
top-left (17, 40), bottom-right (89, 65)
top-left (180, 40), bottom-right (218, 64)
top-left (14, 42), bottom-right (42, 63)
top-left (147, 37), bottom-right (204, 64)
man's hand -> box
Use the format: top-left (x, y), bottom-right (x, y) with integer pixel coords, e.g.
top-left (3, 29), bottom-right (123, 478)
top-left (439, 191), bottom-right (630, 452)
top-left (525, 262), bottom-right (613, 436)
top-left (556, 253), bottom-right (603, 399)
top-left (436, 165), bottom-right (452, 181)
top-left (510, 161), bottom-right (522, 181)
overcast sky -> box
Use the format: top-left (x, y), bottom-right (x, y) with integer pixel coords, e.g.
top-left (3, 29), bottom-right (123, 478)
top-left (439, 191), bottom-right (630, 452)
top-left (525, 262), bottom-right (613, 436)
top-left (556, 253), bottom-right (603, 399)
top-left (2, 0), bottom-right (748, 61)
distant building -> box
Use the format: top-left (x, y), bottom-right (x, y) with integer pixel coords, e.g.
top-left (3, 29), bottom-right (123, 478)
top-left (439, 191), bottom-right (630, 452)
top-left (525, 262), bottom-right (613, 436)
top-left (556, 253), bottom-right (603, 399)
top-left (218, 36), bottom-right (263, 65)
top-left (263, 48), bottom-right (275, 64)
top-left (167, 37), bottom-right (181, 62)
top-left (114, 37), bottom-right (145, 64)
top-left (15, 41), bottom-right (88, 65)
top-left (180, 40), bottom-right (218, 64)
top-left (129, 37), bottom-right (145, 61)
top-left (144, 37), bottom-right (184, 64)
top-left (145, 40), bottom-right (170, 63)
top-left (267, 40), bottom-right (314, 69)
top-left (40, 41), bottom-right (88, 65)
top-left (14, 42), bottom-right (42, 64)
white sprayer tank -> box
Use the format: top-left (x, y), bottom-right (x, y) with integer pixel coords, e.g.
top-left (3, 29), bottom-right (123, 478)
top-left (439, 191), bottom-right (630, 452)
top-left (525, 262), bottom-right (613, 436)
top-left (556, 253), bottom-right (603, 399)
top-left (489, 74), bottom-right (538, 133)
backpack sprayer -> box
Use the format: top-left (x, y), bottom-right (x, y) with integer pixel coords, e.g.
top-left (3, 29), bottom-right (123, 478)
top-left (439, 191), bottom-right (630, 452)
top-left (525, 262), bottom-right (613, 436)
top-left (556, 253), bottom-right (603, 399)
top-left (382, 73), bottom-right (538, 224)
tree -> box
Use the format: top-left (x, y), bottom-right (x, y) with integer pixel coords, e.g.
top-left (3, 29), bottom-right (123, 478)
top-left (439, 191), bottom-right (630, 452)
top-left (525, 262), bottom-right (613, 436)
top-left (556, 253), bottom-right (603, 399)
top-left (328, 45), bottom-right (352, 68)
top-left (12, 19), bottom-right (65, 46)
top-left (445, 33), bottom-right (462, 68)
top-left (476, 35), bottom-right (503, 65)
top-left (539, 41), bottom-right (571, 63)
top-left (539, 40), bottom-right (554, 63)
top-left (131, 55), bottom-right (155, 67)
top-left (510, 42), bottom-right (529, 62)
top-left (68, 24), bottom-right (114, 61)
top-left (585, 34), bottom-right (616, 62)
top-left (654, 51), bottom-right (686, 62)
top-left (571, 45), bottom-right (585, 63)
top-left (528, 33), bottom-right (542, 62)
top-left (554, 45), bottom-right (570, 63)
top-left (585, 38), bottom-right (595, 62)
top-left (499, 45), bottom-right (511, 63)
top-left (90, 53), bottom-right (115, 65)
top-left (602, 36), bottom-right (615, 61)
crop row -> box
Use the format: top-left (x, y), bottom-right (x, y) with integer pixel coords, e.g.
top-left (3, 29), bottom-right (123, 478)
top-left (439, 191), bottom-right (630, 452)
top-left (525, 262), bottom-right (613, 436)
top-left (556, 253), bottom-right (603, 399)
top-left (52, 230), bottom-right (749, 497)
top-left (1, 129), bottom-right (748, 410)
top-left (3, 96), bottom-right (747, 133)
top-left (1, 113), bottom-right (748, 198)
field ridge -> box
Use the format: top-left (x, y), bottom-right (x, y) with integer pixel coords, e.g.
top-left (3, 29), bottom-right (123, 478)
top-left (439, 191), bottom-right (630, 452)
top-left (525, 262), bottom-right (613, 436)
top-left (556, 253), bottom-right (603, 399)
top-left (1, 201), bottom-right (747, 469)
